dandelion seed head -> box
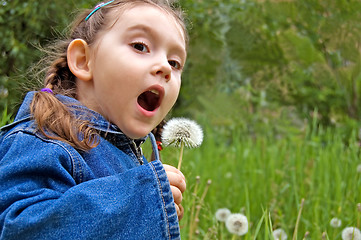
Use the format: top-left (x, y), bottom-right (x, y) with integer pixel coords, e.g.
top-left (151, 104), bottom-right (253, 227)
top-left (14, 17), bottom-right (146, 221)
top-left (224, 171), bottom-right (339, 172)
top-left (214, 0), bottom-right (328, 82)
top-left (342, 227), bottom-right (361, 240)
top-left (161, 118), bottom-right (203, 148)
top-left (0, 87), bottom-right (8, 98)
top-left (225, 213), bottom-right (248, 236)
top-left (273, 228), bottom-right (287, 240)
top-left (215, 208), bottom-right (231, 222)
top-left (225, 172), bottom-right (232, 178)
top-left (357, 164), bottom-right (361, 173)
top-left (330, 217), bottom-right (342, 228)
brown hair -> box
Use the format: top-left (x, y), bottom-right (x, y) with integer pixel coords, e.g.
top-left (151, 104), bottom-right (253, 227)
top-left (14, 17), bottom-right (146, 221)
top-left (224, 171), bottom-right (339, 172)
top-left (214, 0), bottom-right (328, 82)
top-left (30, 0), bottom-right (188, 151)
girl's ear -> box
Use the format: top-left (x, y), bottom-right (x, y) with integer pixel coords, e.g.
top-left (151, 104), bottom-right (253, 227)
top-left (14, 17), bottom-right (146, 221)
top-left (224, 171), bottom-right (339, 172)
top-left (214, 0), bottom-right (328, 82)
top-left (67, 39), bottom-right (93, 82)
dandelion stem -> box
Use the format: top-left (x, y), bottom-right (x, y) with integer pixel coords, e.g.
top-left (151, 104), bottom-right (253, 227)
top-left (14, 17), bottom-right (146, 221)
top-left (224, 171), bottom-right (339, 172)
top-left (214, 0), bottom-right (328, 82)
top-left (190, 180), bottom-right (212, 238)
top-left (199, 180), bottom-right (211, 205)
top-left (357, 203), bottom-right (361, 228)
top-left (220, 223), bottom-right (223, 239)
top-left (189, 176), bottom-right (200, 240)
top-left (177, 141), bottom-right (184, 170)
top-left (293, 198), bottom-right (305, 240)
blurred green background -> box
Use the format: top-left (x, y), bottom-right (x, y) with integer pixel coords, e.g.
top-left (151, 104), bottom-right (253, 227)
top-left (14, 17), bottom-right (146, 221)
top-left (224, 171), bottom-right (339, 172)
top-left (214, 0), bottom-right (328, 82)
top-left (1, 0), bottom-right (361, 133)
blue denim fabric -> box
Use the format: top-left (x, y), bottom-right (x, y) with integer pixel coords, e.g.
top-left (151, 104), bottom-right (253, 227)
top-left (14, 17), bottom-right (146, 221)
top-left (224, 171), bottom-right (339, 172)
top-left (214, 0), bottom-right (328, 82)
top-left (0, 92), bottom-right (180, 239)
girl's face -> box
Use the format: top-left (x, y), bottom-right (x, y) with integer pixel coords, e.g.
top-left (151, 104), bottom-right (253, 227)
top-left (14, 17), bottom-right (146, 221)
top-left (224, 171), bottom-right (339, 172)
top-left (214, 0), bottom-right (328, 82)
top-left (79, 4), bottom-right (186, 139)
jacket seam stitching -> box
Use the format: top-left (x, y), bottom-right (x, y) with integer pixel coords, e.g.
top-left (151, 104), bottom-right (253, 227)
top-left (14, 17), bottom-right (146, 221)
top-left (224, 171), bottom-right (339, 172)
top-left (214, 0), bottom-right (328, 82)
top-left (3, 129), bottom-right (83, 182)
top-left (43, 137), bottom-right (83, 183)
top-left (150, 162), bottom-right (171, 240)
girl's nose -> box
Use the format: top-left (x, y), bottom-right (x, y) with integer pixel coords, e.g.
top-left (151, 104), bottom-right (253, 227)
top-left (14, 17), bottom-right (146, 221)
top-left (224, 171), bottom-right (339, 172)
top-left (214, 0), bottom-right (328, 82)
top-left (152, 56), bottom-right (172, 81)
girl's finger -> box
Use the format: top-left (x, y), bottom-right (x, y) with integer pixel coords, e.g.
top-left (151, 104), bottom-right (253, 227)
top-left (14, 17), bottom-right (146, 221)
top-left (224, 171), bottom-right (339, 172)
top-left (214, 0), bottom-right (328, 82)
top-left (163, 164), bottom-right (185, 180)
top-left (177, 204), bottom-right (184, 220)
top-left (170, 186), bottom-right (182, 204)
top-left (166, 171), bottom-right (186, 193)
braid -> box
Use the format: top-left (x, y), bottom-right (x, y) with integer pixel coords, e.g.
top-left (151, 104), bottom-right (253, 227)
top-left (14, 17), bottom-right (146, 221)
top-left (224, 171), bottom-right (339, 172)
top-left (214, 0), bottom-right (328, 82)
top-left (44, 45), bottom-right (77, 96)
top-left (152, 119), bottom-right (166, 143)
top-left (150, 119), bottom-right (166, 161)
top-left (30, 91), bottom-right (99, 151)
top-left (31, 41), bottom-right (97, 151)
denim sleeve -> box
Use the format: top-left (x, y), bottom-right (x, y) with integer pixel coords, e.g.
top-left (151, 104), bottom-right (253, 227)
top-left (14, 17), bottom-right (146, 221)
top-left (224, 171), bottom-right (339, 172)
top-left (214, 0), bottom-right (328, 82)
top-left (0, 132), bottom-right (180, 239)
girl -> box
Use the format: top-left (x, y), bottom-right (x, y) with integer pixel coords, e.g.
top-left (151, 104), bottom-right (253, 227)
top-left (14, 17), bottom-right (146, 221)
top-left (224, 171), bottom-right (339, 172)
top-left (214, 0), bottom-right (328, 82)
top-left (0, 0), bottom-right (188, 239)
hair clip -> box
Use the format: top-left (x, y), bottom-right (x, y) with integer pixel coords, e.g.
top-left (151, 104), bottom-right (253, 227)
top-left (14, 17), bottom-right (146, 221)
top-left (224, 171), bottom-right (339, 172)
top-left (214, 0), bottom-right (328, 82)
top-left (85, 0), bottom-right (114, 21)
top-left (156, 141), bottom-right (163, 151)
top-left (41, 88), bottom-right (54, 94)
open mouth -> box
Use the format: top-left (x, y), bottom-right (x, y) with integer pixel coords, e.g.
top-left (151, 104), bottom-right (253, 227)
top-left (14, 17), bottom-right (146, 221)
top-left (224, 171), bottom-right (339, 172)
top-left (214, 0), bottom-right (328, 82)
top-left (137, 89), bottom-right (162, 112)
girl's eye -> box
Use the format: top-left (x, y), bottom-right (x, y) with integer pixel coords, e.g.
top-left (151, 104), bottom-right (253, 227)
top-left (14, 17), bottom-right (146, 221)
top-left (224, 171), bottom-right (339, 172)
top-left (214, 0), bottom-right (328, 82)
top-left (131, 42), bottom-right (149, 53)
top-left (168, 60), bottom-right (182, 70)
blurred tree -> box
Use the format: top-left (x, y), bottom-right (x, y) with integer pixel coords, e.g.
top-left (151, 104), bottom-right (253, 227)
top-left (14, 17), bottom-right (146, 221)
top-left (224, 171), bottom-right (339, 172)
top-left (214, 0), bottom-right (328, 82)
top-left (178, 0), bottom-right (361, 129)
top-left (0, 0), bottom-right (97, 117)
top-left (1, 0), bottom-right (361, 131)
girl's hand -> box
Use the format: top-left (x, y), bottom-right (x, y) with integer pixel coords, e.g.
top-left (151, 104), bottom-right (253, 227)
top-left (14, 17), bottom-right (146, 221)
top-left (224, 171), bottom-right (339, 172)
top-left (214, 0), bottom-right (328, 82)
top-left (163, 164), bottom-right (186, 220)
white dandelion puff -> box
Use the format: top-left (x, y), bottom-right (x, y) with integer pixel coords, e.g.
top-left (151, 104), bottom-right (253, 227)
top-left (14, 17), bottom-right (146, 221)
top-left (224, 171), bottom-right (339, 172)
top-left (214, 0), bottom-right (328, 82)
top-left (357, 164), bottom-right (361, 173)
top-left (273, 228), bottom-right (288, 240)
top-left (330, 217), bottom-right (342, 228)
top-left (0, 87), bottom-right (8, 98)
top-left (215, 208), bottom-right (231, 222)
top-left (161, 118), bottom-right (203, 169)
top-left (162, 118), bottom-right (203, 148)
top-left (225, 172), bottom-right (232, 179)
top-left (225, 213), bottom-right (248, 236)
top-left (342, 227), bottom-right (361, 240)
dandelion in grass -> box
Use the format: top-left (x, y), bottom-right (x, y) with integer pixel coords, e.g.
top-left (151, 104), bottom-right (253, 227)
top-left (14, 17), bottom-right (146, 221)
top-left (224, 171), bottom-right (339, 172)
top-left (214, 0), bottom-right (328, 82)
top-left (225, 213), bottom-right (248, 237)
top-left (342, 227), bottom-right (361, 240)
top-left (215, 208), bottom-right (231, 222)
top-left (273, 228), bottom-right (287, 240)
top-left (225, 172), bottom-right (232, 179)
top-left (215, 208), bottom-right (231, 239)
top-left (330, 217), bottom-right (342, 228)
top-left (161, 118), bottom-right (203, 170)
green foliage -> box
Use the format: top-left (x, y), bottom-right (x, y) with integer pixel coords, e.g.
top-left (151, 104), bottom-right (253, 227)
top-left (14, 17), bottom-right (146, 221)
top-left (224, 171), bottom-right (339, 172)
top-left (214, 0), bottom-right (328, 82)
top-left (0, 0), bottom-right (98, 115)
top-left (0, 105), bottom-right (13, 126)
top-left (177, 0), bottom-right (361, 129)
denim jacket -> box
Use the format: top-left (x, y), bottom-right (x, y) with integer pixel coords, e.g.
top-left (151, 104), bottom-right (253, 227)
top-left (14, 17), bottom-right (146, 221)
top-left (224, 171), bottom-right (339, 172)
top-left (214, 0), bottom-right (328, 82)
top-left (0, 92), bottom-right (180, 240)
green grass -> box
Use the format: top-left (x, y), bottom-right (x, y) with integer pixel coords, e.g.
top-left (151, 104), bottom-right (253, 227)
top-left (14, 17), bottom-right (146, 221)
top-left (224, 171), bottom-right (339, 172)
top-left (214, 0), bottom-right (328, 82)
top-left (155, 122), bottom-right (361, 239)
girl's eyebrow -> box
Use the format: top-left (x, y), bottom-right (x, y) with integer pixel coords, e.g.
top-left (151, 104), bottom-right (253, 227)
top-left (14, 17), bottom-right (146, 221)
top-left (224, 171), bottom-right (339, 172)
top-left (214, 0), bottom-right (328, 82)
top-left (126, 24), bottom-right (187, 60)
top-left (127, 24), bottom-right (152, 34)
